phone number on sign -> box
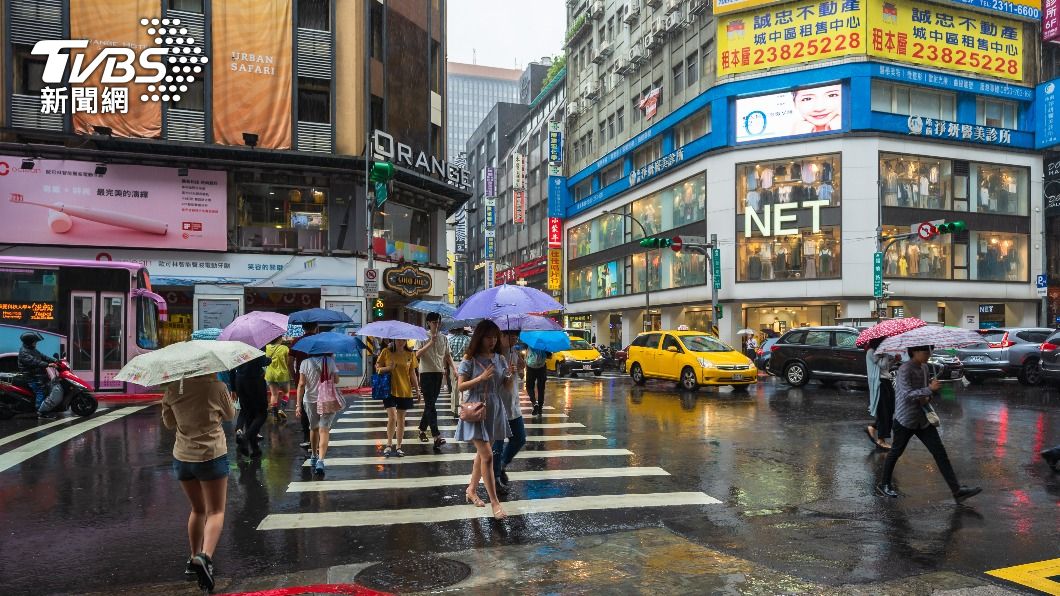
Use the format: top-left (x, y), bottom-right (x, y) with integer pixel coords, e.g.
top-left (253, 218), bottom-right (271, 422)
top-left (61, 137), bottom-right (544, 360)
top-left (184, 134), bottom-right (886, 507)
top-left (909, 42), bottom-right (1018, 75)
top-left (747, 33), bottom-right (862, 66)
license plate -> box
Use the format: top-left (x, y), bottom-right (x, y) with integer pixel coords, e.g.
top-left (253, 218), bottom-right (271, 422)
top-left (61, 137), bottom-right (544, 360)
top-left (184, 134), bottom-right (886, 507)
top-left (731, 374), bottom-right (745, 381)
top-left (967, 356), bottom-right (984, 362)
top-left (583, 365), bottom-right (593, 370)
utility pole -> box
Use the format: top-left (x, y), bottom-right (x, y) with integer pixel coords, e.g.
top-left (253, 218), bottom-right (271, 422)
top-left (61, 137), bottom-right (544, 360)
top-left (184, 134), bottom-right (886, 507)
top-left (674, 234), bottom-right (720, 335)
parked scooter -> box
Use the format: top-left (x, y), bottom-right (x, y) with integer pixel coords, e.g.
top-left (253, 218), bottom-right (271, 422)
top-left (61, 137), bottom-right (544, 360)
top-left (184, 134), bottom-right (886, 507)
top-left (594, 344), bottom-right (620, 371)
top-left (0, 357), bottom-right (98, 419)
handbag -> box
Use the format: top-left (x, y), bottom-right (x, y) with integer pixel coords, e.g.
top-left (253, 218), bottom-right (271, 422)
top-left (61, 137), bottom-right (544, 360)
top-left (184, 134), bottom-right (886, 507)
top-left (458, 357), bottom-right (489, 423)
top-left (316, 357), bottom-right (346, 415)
top-left (371, 372), bottom-right (391, 400)
top-left (923, 404), bottom-right (940, 427)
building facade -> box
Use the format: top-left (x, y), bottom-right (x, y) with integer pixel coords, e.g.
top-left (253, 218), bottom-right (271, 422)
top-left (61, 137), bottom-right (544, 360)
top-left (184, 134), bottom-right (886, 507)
top-left (446, 62), bottom-right (522, 162)
top-left (559, 0), bottom-right (1043, 350)
top-left (1, 0), bottom-right (466, 345)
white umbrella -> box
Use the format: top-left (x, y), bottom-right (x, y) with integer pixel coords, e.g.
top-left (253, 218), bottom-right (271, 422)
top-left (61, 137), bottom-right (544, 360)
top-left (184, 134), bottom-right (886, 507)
top-left (115, 340), bottom-right (265, 387)
top-left (877, 326), bottom-right (983, 354)
top-left (736, 328), bottom-right (755, 335)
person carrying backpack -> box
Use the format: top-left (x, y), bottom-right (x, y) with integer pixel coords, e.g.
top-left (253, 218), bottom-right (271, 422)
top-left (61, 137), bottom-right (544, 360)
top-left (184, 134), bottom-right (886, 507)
top-left (524, 345), bottom-right (548, 417)
top-left (296, 353), bottom-right (340, 476)
top-left (264, 336), bottom-right (292, 423)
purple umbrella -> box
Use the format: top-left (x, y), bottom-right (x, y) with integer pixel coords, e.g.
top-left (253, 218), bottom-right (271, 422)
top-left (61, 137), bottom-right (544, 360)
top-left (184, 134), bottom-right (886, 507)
top-left (355, 320), bottom-right (430, 341)
top-left (494, 313), bottom-right (562, 331)
top-left (453, 284), bottom-right (564, 320)
top-left (218, 311), bottom-right (289, 348)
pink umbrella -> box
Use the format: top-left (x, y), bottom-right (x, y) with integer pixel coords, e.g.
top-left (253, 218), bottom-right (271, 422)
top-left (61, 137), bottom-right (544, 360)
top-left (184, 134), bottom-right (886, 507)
top-left (218, 311), bottom-right (289, 348)
top-left (877, 326), bottom-right (984, 354)
top-left (855, 318), bottom-right (926, 348)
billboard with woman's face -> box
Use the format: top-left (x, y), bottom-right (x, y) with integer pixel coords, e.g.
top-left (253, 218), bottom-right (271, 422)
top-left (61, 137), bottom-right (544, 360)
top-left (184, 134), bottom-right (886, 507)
top-left (735, 84), bottom-right (843, 143)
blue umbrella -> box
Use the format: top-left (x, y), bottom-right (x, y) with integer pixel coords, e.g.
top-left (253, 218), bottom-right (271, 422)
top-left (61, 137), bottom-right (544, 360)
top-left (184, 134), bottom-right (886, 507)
top-left (191, 327), bottom-right (223, 340)
top-left (453, 284), bottom-right (564, 320)
top-left (407, 300), bottom-right (458, 318)
top-left (286, 324), bottom-right (305, 338)
top-left (356, 320), bottom-right (429, 341)
top-left (288, 308), bottom-right (354, 325)
top-left (292, 331), bottom-right (358, 355)
top-left (520, 330), bottom-right (571, 352)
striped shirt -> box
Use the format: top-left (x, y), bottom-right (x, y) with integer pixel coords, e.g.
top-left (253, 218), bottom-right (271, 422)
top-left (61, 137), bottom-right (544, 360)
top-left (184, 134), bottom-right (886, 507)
top-left (894, 360), bottom-right (932, 429)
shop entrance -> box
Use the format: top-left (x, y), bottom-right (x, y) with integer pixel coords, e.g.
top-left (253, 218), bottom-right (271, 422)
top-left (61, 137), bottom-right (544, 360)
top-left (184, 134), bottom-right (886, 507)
top-left (743, 304), bottom-right (839, 338)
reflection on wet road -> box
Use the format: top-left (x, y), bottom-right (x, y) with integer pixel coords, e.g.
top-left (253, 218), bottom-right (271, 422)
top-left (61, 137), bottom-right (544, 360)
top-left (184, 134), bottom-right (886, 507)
top-left (0, 375), bottom-right (1057, 594)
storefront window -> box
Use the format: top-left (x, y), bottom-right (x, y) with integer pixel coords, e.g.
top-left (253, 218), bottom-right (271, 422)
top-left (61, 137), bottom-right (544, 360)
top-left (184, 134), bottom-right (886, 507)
top-left (632, 251), bottom-right (663, 293)
top-left (879, 154), bottom-right (952, 210)
top-left (738, 226), bottom-right (840, 281)
top-left (969, 164), bottom-right (1028, 216)
top-left (568, 260), bottom-right (625, 302)
top-left (239, 185), bottom-right (328, 251)
top-left (569, 222), bottom-right (591, 257)
top-left (373, 203), bottom-right (431, 264)
top-left (970, 232), bottom-right (1028, 281)
top-left (881, 226), bottom-right (952, 280)
top-left (628, 173), bottom-right (707, 240)
top-left (595, 212), bottom-right (625, 251)
top-left (670, 250), bottom-right (706, 287)
top-left (672, 176), bottom-right (706, 228)
top-left (743, 304), bottom-right (839, 336)
top-left (737, 154), bottom-right (840, 214)
top-left (632, 194), bottom-right (663, 238)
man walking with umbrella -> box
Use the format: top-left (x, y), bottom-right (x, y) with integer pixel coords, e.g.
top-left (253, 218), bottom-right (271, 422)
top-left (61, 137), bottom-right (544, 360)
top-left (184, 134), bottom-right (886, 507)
top-left (416, 312), bottom-right (452, 450)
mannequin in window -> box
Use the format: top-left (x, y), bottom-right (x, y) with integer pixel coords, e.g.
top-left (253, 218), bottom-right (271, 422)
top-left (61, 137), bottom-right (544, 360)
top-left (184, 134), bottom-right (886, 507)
top-left (885, 250), bottom-right (898, 275)
top-left (819, 245), bottom-right (833, 277)
top-left (908, 243), bottom-right (920, 276)
top-left (775, 244), bottom-right (789, 279)
top-left (803, 239), bottom-right (817, 278)
top-left (789, 237), bottom-right (803, 275)
top-left (883, 164), bottom-right (899, 206)
top-left (748, 248), bottom-right (763, 280)
top-left (898, 255), bottom-right (909, 277)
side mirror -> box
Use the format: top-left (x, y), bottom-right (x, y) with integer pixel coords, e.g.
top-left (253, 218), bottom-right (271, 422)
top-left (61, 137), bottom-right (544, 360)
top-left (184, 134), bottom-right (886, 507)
top-left (666, 346), bottom-right (680, 353)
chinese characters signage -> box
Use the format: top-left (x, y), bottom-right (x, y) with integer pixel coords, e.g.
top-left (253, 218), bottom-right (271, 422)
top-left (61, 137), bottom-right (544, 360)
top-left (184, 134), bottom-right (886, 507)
top-left (484, 260), bottom-right (496, 289)
top-left (637, 87), bottom-right (662, 120)
top-left (484, 197), bottom-right (496, 228)
top-left (513, 154), bottom-right (527, 191)
top-left (548, 217), bottom-right (563, 247)
top-left (718, 0), bottom-right (1025, 82)
top-left (906, 115), bottom-right (1014, 145)
top-left (548, 121), bottom-right (563, 163)
top-left (485, 228), bottom-right (496, 259)
top-left (513, 190), bottom-right (527, 224)
top-left (485, 167), bottom-right (496, 198)
top-left (867, 0), bottom-right (1024, 82)
top-left (1047, 0), bottom-right (1060, 42)
top-left (629, 147), bottom-right (686, 187)
top-left (548, 175), bottom-right (566, 217)
top-left (1037, 79), bottom-right (1060, 149)
top-left (547, 248), bottom-right (563, 291)
top-left (0, 156), bottom-right (227, 250)
top-left (0, 302), bottom-right (56, 325)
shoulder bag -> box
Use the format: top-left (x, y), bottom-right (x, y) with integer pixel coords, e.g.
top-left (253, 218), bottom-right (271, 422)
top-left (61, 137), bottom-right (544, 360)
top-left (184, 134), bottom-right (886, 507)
top-left (316, 357), bottom-right (346, 415)
top-left (458, 358), bottom-right (488, 423)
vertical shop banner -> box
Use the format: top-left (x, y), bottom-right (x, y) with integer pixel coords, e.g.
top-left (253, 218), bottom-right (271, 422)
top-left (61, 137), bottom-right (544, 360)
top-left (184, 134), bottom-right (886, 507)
top-left (548, 217), bottom-right (563, 247)
top-left (1045, 156), bottom-right (1060, 216)
top-left (1037, 78), bottom-right (1060, 149)
top-left (485, 228), bottom-right (496, 258)
top-left (867, 0), bottom-right (1023, 82)
top-left (513, 154), bottom-right (527, 191)
top-left (485, 167), bottom-right (496, 197)
top-left (484, 260), bottom-right (496, 289)
top-left (548, 121), bottom-right (563, 162)
top-left (0, 156), bottom-right (227, 250)
top-left (70, 0), bottom-right (162, 138)
top-left (213, 0), bottom-right (292, 149)
top-left (1045, 0), bottom-right (1060, 41)
top-left (484, 197), bottom-right (497, 228)
top-left (547, 248), bottom-right (563, 291)
top-left (513, 190), bottom-right (527, 224)
top-left (548, 175), bottom-right (566, 217)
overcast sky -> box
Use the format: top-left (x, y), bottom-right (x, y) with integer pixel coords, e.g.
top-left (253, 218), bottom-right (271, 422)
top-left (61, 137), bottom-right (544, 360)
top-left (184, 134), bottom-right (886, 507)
top-left (447, 0), bottom-right (566, 69)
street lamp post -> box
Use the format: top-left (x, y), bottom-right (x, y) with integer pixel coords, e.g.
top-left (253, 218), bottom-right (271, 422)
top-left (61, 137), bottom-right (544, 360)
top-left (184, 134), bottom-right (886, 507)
top-left (605, 209), bottom-right (652, 332)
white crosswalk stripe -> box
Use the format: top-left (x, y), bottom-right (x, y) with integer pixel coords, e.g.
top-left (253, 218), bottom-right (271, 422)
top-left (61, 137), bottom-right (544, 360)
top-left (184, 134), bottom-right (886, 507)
top-left (258, 397), bottom-right (720, 532)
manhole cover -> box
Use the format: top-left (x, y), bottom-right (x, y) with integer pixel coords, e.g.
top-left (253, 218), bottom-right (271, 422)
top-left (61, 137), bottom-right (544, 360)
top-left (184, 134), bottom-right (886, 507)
top-left (354, 556), bottom-right (471, 592)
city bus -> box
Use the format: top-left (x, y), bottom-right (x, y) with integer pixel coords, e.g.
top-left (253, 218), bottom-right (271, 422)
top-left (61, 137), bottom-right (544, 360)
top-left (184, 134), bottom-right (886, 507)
top-left (0, 256), bottom-right (166, 392)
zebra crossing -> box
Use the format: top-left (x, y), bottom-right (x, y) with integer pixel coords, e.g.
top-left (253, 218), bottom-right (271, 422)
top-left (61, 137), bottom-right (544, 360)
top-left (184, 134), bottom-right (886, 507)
top-left (257, 392), bottom-right (721, 532)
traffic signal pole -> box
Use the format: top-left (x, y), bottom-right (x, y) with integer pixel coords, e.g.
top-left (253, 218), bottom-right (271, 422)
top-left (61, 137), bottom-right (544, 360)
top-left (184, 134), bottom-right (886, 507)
top-left (678, 233), bottom-right (720, 335)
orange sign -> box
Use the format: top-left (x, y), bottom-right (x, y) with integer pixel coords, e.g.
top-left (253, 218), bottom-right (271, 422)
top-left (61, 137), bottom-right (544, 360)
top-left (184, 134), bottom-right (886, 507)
top-left (547, 248), bottom-right (563, 291)
top-left (212, 0), bottom-right (292, 149)
top-left (70, 0), bottom-right (162, 138)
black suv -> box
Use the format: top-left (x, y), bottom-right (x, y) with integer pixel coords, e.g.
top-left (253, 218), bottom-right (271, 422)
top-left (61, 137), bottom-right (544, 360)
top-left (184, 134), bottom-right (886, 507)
top-left (1037, 330), bottom-right (1060, 384)
top-left (766, 326), bottom-right (866, 387)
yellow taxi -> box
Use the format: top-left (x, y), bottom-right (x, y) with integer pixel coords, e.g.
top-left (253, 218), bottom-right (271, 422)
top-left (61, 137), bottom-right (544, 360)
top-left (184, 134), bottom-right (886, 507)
top-left (547, 336), bottom-right (604, 377)
top-left (625, 330), bottom-right (757, 392)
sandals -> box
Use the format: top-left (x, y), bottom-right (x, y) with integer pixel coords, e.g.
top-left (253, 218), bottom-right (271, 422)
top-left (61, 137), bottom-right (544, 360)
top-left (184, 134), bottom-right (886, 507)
top-left (491, 503), bottom-right (508, 520)
top-left (864, 426), bottom-right (878, 447)
top-left (465, 490), bottom-right (485, 507)
top-left (419, 430), bottom-right (429, 442)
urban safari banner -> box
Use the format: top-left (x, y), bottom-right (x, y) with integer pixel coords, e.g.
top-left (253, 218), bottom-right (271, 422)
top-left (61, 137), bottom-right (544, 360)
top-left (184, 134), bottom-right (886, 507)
top-left (212, 0), bottom-right (292, 149)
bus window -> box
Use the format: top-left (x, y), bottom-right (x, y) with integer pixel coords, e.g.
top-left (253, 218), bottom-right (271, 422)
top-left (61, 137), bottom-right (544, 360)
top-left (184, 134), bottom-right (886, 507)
top-left (137, 297), bottom-right (160, 350)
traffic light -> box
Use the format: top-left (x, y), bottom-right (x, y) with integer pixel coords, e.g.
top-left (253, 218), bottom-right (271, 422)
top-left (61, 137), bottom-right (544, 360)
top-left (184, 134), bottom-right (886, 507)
top-left (881, 281), bottom-right (894, 299)
top-left (372, 298), bottom-right (385, 319)
top-left (638, 237), bottom-right (672, 248)
top-left (713, 304), bottom-right (723, 320)
top-left (936, 220), bottom-right (966, 234)
top-left (369, 161), bottom-right (395, 209)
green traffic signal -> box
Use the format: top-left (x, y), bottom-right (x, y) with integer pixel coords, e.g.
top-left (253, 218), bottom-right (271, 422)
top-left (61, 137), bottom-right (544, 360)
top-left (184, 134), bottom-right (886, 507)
top-left (937, 221), bottom-right (966, 234)
top-left (638, 237), bottom-right (672, 248)
top-left (369, 161), bottom-right (395, 184)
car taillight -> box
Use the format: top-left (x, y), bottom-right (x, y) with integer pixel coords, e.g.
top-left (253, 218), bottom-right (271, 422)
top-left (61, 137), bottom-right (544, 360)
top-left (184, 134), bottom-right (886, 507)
top-left (756, 349), bottom-right (764, 355)
top-left (1042, 342), bottom-right (1059, 353)
top-left (770, 344), bottom-right (781, 352)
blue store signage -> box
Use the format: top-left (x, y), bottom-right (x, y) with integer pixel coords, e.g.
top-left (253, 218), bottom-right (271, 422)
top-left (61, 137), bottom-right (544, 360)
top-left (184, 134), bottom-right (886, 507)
top-left (1037, 79), bottom-right (1060, 149)
top-left (548, 175), bottom-right (566, 218)
top-left (628, 147), bottom-right (686, 187)
top-left (873, 64), bottom-right (1032, 101)
top-left (946, 0), bottom-right (1040, 20)
top-left (907, 115), bottom-right (1014, 145)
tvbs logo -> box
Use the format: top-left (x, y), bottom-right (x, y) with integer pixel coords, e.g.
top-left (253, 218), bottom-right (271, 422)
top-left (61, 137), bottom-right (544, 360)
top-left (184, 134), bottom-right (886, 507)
top-left (32, 18), bottom-right (207, 115)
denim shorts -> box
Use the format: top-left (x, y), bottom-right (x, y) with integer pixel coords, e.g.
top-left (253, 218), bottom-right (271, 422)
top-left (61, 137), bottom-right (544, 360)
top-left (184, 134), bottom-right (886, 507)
top-left (173, 454), bottom-right (229, 482)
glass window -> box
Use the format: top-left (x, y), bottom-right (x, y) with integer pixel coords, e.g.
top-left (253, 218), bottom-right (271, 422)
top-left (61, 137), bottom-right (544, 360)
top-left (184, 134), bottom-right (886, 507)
top-left (170, 0), bottom-right (204, 11)
top-left (835, 331), bottom-right (858, 348)
top-left (701, 40), bottom-right (715, 79)
top-left (596, 212), bottom-right (625, 250)
top-left (297, 77), bottom-right (330, 123)
top-left (633, 139), bottom-right (661, 169)
top-left (617, 107), bottom-right (625, 133)
top-left (632, 250), bottom-right (663, 293)
top-left (783, 330), bottom-right (807, 344)
top-left (675, 106), bottom-right (711, 147)
top-left (738, 226), bottom-right (841, 281)
top-left (0, 267), bottom-right (60, 332)
top-left (601, 162), bottom-right (623, 187)
top-left (970, 163), bottom-right (1028, 215)
top-left (239, 185), bottom-right (328, 251)
top-left (372, 203), bottom-right (431, 264)
top-left (879, 153), bottom-right (952, 210)
top-left (686, 51), bottom-right (699, 87)
top-left (670, 250), bottom-right (706, 288)
top-left (977, 98), bottom-right (1017, 129)
top-left (870, 81), bottom-right (955, 121)
top-left (568, 259), bottom-right (624, 302)
top-left (672, 62), bottom-right (684, 94)
top-left (672, 176), bottom-right (706, 228)
top-left (881, 225), bottom-right (953, 280)
top-left (297, 0), bottom-right (330, 30)
top-left (13, 45), bottom-right (46, 95)
top-left (971, 231), bottom-right (1028, 281)
top-left (661, 334), bottom-right (683, 351)
top-left (681, 334), bottom-right (732, 352)
top-left (574, 180), bottom-right (591, 201)
top-left (632, 193), bottom-right (663, 237)
top-left (737, 153), bottom-right (841, 214)
top-left (805, 331), bottom-right (831, 346)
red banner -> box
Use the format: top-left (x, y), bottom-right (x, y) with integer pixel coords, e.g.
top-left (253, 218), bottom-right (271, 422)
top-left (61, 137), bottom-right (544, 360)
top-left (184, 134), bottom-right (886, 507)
top-left (513, 190), bottom-right (526, 224)
top-left (548, 217), bottom-right (563, 247)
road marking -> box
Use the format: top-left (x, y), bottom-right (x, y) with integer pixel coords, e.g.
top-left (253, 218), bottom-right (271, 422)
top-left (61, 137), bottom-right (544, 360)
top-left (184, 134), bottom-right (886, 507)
top-left (986, 558), bottom-right (1060, 594)
top-left (0, 409), bottom-right (110, 449)
top-left (302, 448), bottom-right (634, 467)
top-left (326, 434), bottom-right (608, 447)
top-left (0, 407), bottom-right (148, 473)
top-left (336, 413), bottom-right (568, 423)
top-left (258, 491), bottom-right (720, 530)
top-left (287, 466), bottom-right (670, 492)
top-left (343, 406), bottom-right (555, 413)
top-left (329, 422), bottom-right (584, 434)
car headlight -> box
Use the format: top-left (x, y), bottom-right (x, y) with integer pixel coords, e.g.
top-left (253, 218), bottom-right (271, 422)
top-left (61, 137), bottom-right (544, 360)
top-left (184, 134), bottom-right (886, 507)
top-left (697, 357), bottom-right (715, 369)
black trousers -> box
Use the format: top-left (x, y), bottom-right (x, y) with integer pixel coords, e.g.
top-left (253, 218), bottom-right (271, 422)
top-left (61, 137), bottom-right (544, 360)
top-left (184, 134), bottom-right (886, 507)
top-left (881, 420), bottom-right (960, 493)
top-left (237, 393), bottom-right (268, 449)
top-left (875, 379), bottom-right (896, 440)
top-left (525, 366), bottom-right (547, 406)
top-left (418, 372), bottom-right (443, 435)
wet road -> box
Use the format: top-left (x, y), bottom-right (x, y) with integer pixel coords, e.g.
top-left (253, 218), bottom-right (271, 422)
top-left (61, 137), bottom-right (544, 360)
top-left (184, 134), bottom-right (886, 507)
top-left (1, 373), bottom-right (1058, 594)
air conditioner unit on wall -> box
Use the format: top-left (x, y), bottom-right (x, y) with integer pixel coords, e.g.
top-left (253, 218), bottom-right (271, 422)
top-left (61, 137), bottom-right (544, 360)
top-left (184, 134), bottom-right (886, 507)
top-left (629, 43), bottom-right (646, 64)
top-left (615, 58), bottom-right (633, 74)
top-left (624, 1), bottom-right (641, 23)
top-left (586, 82), bottom-right (601, 99)
top-left (663, 13), bottom-right (681, 32)
top-left (599, 40), bottom-right (613, 57)
top-left (665, 0), bottom-right (681, 14)
top-left (689, 0), bottom-right (708, 15)
top-left (647, 0), bottom-right (662, 8)
top-left (591, 0), bottom-right (605, 19)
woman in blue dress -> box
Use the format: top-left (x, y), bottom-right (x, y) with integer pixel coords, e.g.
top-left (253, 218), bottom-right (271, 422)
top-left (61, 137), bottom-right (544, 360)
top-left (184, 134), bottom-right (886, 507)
top-left (455, 320), bottom-right (512, 519)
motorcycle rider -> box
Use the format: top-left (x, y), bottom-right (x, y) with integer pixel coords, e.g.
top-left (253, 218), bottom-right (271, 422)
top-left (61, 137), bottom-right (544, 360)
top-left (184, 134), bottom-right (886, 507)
top-left (18, 332), bottom-right (56, 415)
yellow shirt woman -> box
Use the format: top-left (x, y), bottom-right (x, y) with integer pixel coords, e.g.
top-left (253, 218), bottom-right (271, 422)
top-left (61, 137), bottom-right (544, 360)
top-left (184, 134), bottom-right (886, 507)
top-left (377, 346), bottom-right (418, 398)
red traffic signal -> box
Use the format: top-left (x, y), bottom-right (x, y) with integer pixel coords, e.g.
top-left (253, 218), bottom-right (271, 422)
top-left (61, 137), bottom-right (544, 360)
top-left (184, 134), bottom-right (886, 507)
top-left (671, 236), bottom-right (683, 252)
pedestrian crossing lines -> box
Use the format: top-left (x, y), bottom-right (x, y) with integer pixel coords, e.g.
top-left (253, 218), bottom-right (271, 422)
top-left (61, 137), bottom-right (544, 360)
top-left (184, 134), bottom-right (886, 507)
top-left (258, 398), bottom-right (721, 531)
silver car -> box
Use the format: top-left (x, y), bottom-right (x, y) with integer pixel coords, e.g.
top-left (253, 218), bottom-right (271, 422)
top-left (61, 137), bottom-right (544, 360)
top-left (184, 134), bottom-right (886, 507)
top-left (956, 328), bottom-right (1052, 386)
